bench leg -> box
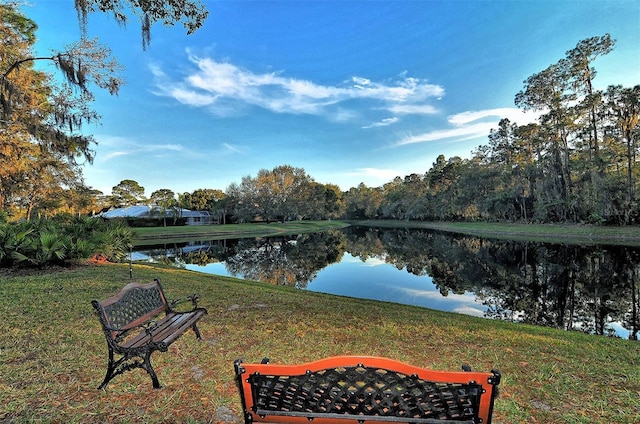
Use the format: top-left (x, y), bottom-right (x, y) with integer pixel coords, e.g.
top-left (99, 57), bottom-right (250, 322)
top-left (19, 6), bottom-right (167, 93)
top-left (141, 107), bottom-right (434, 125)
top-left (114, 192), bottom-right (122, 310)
top-left (142, 351), bottom-right (162, 389)
top-left (192, 323), bottom-right (202, 340)
top-left (97, 349), bottom-right (116, 390)
top-left (97, 348), bottom-right (162, 389)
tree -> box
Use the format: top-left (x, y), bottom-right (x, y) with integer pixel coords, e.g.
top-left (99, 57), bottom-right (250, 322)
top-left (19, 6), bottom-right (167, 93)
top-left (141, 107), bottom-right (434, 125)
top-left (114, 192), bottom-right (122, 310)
top-left (150, 188), bottom-right (177, 226)
top-left (179, 188), bottom-right (225, 211)
top-left (111, 179), bottom-right (145, 207)
top-left (424, 155), bottom-right (464, 220)
top-left (243, 165), bottom-right (313, 222)
top-left (62, 184), bottom-right (105, 217)
top-left (224, 165), bottom-right (340, 223)
top-left (1, 5), bottom-right (124, 128)
top-left (602, 85), bottom-right (640, 223)
top-left (74, 0), bottom-right (209, 49)
top-left (514, 34), bottom-right (617, 222)
top-left (224, 176), bottom-right (259, 223)
top-left (0, 0), bottom-right (209, 219)
top-left (344, 183), bottom-right (383, 220)
top-left (0, 3), bottom-right (124, 219)
top-left (516, 61), bottom-right (576, 221)
top-left (482, 119), bottom-right (539, 221)
top-left (565, 34), bottom-right (615, 164)
top-left (323, 183), bottom-right (346, 220)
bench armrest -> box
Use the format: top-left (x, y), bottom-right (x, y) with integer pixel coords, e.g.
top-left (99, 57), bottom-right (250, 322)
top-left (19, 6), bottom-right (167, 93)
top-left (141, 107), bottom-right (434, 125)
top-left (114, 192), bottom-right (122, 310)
top-left (170, 293), bottom-right (201, 310)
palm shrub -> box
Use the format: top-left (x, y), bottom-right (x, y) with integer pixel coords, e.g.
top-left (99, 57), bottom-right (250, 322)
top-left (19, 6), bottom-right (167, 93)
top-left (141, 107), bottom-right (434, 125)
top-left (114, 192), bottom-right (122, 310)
top-left (59, 216), bottom-right (134, 263)
top-left (0, 222), bottom-right (34, 266)
top-left (61, 216), bottom-right (107, 259)
top-left (36, 231), bottom-right (70, 265)
top-left (94, 220), bottom-right (135, 262)
top-left (0, 216), bottom-right (135, 268)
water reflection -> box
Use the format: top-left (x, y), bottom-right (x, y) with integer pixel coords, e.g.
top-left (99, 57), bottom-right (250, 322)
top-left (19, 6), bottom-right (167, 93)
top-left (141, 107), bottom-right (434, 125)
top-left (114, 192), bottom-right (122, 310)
top-left (133, 226), bottom-right (640, 340)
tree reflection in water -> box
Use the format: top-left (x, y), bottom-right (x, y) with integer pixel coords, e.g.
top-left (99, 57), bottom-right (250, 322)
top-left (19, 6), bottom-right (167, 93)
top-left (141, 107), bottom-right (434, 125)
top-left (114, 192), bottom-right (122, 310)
top-left (133, 226), bottom-right (639, 340)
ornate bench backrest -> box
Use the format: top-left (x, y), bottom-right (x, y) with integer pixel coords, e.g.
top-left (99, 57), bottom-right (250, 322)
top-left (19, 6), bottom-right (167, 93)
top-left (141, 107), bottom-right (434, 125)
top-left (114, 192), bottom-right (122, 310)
top-left (93, 280), bottom-right (169, 339)
top-left (235, 356), bottom-right (501, 424)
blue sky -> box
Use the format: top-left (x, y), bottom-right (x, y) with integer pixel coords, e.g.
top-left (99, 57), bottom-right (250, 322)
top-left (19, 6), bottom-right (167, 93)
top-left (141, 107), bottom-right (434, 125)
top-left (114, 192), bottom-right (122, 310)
top-left (23, 1), bottom-right (640, 197)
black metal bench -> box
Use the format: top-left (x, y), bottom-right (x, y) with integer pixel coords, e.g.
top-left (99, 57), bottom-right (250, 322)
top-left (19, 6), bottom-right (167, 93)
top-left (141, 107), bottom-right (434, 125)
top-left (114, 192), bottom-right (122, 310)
top-left (234, 356), bottom-right (501, 424)
top-left (92, 279), bottom-right (207, 389)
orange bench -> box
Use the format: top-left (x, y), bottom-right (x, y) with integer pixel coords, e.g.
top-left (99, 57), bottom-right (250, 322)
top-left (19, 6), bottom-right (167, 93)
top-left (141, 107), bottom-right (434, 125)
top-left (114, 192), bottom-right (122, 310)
top-left (234, 356), bottom-right (500, 424)
top-left (92, 279), bottom-right (207, 389)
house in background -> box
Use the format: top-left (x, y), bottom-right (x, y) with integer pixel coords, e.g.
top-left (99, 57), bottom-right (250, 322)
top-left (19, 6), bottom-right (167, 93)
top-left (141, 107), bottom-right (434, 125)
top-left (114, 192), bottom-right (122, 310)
top-left (100, 205), bottom-right (212, 226)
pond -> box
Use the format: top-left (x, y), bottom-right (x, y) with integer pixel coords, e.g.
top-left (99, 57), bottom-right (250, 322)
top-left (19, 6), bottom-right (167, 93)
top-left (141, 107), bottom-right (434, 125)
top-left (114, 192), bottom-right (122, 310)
top-left (132, 225), bottom-right (640, 340)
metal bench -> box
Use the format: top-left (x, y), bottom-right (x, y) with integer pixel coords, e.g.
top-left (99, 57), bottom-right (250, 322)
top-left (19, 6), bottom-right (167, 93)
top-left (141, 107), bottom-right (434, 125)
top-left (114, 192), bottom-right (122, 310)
top-left (92, 279), bottom-right (207, 389)
top-left (234, 356), bottom-right (500, 424)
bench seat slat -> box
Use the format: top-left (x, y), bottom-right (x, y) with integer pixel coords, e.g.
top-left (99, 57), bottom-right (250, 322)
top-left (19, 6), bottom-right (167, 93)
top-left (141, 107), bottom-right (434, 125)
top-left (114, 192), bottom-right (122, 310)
top-left (123, 309), bottom-right (207, 349)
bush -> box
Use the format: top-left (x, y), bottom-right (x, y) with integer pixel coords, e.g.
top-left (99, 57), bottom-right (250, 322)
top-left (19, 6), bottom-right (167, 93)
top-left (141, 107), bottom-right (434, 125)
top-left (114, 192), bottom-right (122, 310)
top-left (0, 217), bottom-right (134, 268)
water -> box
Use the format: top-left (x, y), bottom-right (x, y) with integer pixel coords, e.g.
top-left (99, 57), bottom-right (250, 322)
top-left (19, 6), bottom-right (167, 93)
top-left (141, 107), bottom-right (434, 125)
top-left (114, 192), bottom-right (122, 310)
top-left (186, 253), bottom-right (489, 316)
top-left (134, 226), bottom-right (639, 340)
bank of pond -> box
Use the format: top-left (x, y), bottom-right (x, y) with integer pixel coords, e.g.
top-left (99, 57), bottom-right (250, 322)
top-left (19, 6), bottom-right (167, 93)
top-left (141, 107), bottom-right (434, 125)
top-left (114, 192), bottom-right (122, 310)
top-left (133, 225), bottom-right (640, 340)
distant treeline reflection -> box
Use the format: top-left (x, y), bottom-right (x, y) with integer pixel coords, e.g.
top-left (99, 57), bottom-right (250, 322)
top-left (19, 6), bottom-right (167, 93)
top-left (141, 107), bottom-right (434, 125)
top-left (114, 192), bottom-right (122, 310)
top-left (135, 226), bottom-right (639, 340)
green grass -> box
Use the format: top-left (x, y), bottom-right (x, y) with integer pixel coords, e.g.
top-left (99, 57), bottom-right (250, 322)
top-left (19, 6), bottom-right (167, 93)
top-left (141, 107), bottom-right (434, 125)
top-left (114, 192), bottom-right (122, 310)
top-left (355, 220), bottom-right (640, 245)
top-left (133, 220), bottom-right (350, 245)
top-left (1, 263), bottom-right (638, 423)
top-left (134, 219), bottom-right (640, 246)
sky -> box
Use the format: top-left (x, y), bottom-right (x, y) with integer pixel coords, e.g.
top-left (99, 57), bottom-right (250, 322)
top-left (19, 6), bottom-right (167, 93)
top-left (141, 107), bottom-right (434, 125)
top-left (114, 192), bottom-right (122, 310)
top-left (22, 0), bottom-right (640, 197)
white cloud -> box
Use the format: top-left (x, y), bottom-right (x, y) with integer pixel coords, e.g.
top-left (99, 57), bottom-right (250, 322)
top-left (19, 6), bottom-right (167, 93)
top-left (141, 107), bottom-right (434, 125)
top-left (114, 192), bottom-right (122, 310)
top-left (151, 53), bottom-right (444, 121)
top-left (448, 108), bottom-right (542, 126)
top-left (362, 117), bottom-right (399, 129)
top-left (93, 136), bottom-right (185, 162)
top-left (387, 104), bottom-right (439, 115)
top-left (363, 257), bottom-right (387, 267)
top-left (348, 167), bottom-right (402, 181)
top-left (397, 122), bottom-right (496, 146)
top-left (395, 107), bottom-right (541, 146)
top-left (155, 144), bottom-right (183, 152)
top-left (102, 151), bottom-right (129, 161)
top-left (352, 76), bottom-right (371, 87)
top-left (170, 87), bottom-right (218, 107)
top-left (223, 143), bottom-right (243, 154)
top-left (452, 305), bottom-right (486, 317)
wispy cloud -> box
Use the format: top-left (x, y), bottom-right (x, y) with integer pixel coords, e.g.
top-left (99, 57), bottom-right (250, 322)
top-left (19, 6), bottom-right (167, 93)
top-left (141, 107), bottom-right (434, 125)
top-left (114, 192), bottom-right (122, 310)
top-left (452, 305), bottom-right (486, 317)
top-left (223, 143), bottom-right (244, 154)
top-left (363, 257), bottom-right (387, 267)
top-left (395, 108), bottom-right (542, 146)
top-left (397, 122), bottom-right (496, 146)
top-left (347, 167), bottom-right (402, 182)
top-left (448, 108), bottom-right (541, 126)
top-left (157, 144), bottom-right (184, 151)
top-left (102, 151), bottom-right (129, 161)
top-left (387, 104), bottom-right (439, 115)
top-left (94, 133), bottom-right (186, 161)
top-left (362, 117), bottom-right (399, 129)
top-left (150, 53), bottom-right (444, 121)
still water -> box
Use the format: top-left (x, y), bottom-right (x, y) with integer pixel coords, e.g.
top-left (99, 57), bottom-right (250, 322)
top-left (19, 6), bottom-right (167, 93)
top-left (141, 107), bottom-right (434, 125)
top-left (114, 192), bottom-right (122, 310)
top-left (133, 226), bottom-right (639, 340)
top-left (187, 252), bottom-right (487, 317)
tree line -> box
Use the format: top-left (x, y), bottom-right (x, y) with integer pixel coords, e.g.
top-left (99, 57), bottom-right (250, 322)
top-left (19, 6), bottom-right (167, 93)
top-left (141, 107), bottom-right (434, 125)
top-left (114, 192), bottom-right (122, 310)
top-left (1, 0), bottom-right (638, 225)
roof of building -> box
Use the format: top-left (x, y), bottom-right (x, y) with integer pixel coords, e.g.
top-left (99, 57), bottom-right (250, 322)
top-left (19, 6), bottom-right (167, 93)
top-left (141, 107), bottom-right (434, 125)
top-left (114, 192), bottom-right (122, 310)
top-left (101, 205), bottom-right (210, 218)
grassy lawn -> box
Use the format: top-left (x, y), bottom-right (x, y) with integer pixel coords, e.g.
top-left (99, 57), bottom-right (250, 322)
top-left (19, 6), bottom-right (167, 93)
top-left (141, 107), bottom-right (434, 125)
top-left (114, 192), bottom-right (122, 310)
top-left (134, 219), bottom-right (640, 246)
top-left (1, 263), bottom-right (638, 423)
top-left (355, 220), bottom-right (640, 246)
top-left (133, 220), bottom-right (350, 245)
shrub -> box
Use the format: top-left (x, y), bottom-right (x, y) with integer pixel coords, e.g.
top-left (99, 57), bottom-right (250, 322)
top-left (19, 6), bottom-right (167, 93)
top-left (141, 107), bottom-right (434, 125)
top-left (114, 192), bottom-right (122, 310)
top-left (0, 216), bottom-right (134, 268)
